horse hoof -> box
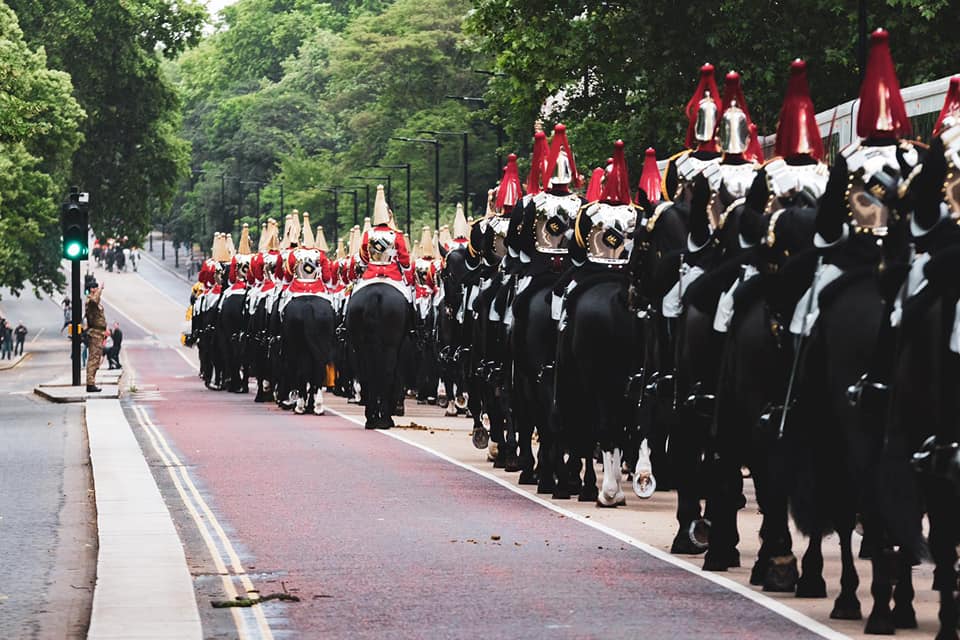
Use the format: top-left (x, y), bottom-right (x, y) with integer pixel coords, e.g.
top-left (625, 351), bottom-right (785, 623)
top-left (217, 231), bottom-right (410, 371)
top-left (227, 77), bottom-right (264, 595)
top-left (551, 489), bottom-right (571, 500)
top-left (762, 555), bottom-right (799, 592)
top-left (365, 419), bottom-right (377, 430)
top-left (537, 477), bottom-right (555, 494)
top-left (892, 604), bottom-right (917, 629)
top-left (578, 486), bottom-right (598, 503)
top-left (254, 392), bottom-right (268, 403)
top-left (444, 405), bottom-right (458, 417)
top-left (504, 455), bottom-right (522, 473)
top-left (493, 449), bottom-right (507, 469)
top-left (750, 558), bottom-right (766, 586)
top-left (633, 472), bottom-right (656, 499)
top-left (703, 548), bottom-right (739, 571)
top-left (377, 418), bottom-right (394, 430)
top-left (670, 533), bottom-right (706, 555)
top-left (473, 427), bottom-right (490, 450)
top-left (795, 574), bottom-right (827, 599)
top-left (863, 607), bottom-right (894, 634)
top-left (518, 469), bottom-right (537, 485)
top-left (313, 405), bottom-right (325, 416)
top-left (426, 397), bottom-right (437, 405)
top-left (596, 492), bottom-right (624, 508)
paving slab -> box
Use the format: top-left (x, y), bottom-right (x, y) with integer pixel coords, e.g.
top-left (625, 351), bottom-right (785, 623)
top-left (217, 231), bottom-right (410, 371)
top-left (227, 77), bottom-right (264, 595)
top-left (0, 351), bottom-right (29, 370)
top-left (34, 383), bottom-right (120, 402)
top-left (85, 398), bottom-right (201, 640)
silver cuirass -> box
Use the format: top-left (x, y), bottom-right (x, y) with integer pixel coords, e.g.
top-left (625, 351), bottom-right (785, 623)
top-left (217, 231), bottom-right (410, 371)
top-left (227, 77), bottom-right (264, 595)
top-left (582, 202), bottom-right (637, 265)
top-left (533, 192), bottom-right (581, 254)
top-left (367, 228), bottom-right (398, 265)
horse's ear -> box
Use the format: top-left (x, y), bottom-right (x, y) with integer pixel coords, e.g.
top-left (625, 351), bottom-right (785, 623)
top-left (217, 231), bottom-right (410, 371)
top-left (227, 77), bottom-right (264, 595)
top-left (438, 243), bottom-right (449, 259)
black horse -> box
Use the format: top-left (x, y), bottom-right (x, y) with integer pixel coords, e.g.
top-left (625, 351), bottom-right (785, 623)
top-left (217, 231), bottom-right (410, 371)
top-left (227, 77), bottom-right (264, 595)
top-left (346, 282), bottom-right (410, 429)
top-left (282, 294), bottom-right (337, 415)
top-left (217, 288), bottom-right (249, 393)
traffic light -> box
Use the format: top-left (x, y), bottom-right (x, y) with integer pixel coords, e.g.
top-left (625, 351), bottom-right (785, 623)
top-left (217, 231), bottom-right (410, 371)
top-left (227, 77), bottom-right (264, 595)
top-left (61, 187), bottom-right (89, 261)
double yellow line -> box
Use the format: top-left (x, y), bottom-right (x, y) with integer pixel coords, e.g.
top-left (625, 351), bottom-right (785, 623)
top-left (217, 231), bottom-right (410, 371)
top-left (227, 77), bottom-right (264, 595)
top-left (132, 402), bottom-right (274, 640)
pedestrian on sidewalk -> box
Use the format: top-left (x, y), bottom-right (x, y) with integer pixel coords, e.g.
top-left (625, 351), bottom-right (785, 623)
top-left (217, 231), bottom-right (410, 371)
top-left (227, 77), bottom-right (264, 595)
top-left (130, 246), bottom-right (140, 272)
top-left (107, 321), bottom-right (123, 369)
top-left (84, 279), bottom-right (106, 392)
top-left (60, 298), bottom-right (72, 334)
top-left (14, 321), bottom-right (27, 356)
top-left (0, 318), bottom-right (12, 360)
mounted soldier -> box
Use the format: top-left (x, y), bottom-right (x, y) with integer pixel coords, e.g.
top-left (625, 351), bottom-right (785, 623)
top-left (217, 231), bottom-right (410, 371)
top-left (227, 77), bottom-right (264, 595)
top-left (346, 185), bottom-right (414, 429)
top-left (278, 215), bottom-right (336, 415)
top-left (787, 29), bottom-right (924, 629)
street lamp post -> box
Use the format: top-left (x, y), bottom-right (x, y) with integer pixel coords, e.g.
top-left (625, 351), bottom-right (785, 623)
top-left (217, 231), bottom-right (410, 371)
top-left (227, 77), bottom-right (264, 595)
top-left (444, 95), bottom-right (504, 192)
top-left (391, 136), bottom-right (440, 230)
top-left (350, 175), bottom-right (391, 212)
top-left (335, 187), bottom-right (359, 240)
top-left (417, 131), bottom-right (468, 223)
top-left (371, 163), bottom-right (411, 236)
top-left (241, 181), bottom-right (264, 239)
top-left (323, 187), bottom-right (340, 241)
top-left (348, 179), bottom-right (373, 222)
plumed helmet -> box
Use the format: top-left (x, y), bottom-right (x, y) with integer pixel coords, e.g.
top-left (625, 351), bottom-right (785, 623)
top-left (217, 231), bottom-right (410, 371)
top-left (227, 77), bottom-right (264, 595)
top-left (585, 167), bottom-right (605, 202)
top-left (857, 29), bottom-right (911, 140)
top-left (601, 140), bottom-right (632, 205)
top-left (301, 212), bottom-right (315, 248)
top-left (719, 71), bottom-right (752, 155)
top-left (638, 148), bottom-right (662, 204)
top-left (685, 63), bottom-right (720, 151)
top-left (543, 124), bottom-right (580, 190)
top-left (238, 224), bottom-right (252, 255)
top-left (526, 126), bottom-right (550, 195)
top-left (452, 202), bottom-right (469, 239)
top-left (933, 75), bottom-right (960, 137)
top-left (372, 185), bottom-right (391, 225)
top-left (495, 154), bottom-right (522, 211)
top-left (775, 59), bottom-right (824, 161)
top-left (316, 226), bottom-right (329, 253)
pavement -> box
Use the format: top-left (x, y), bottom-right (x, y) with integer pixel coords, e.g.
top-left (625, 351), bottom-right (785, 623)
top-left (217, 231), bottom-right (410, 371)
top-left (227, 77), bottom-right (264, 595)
top-left (0, 288), bottom-right (96, 639)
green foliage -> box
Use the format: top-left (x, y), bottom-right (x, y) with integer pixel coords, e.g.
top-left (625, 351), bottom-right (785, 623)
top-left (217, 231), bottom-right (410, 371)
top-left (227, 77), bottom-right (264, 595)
top-left (9, 0), bottom-right (206, 243)
top-left (467, 0), bottom-right (960, 168)
top-left (171, 0), bottom-right (503, 248)
top-left (0, 1), bottom-right (84, 297)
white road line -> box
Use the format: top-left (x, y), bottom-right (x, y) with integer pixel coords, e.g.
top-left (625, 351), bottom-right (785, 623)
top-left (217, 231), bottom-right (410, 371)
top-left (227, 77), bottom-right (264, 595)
top-left (30, 327), bottom-right (44, 343)
top-left (327, 408), bottom-right (850, 640)
top-left (134, 405), bottom-right (274, 640)
top-left (131, 404), bottom-right (254, 640)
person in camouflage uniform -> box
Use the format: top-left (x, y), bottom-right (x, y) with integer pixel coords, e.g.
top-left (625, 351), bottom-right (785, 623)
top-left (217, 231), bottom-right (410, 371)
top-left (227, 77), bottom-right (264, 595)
top-left (85, 280), bottom-right (107, 392)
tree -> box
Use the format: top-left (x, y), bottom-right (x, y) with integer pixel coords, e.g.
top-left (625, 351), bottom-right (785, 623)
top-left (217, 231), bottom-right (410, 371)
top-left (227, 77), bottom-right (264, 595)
top-left (9, 0), bottom-right (206, 242)
top-left (466, 0), bottom-right (960, 166)
top-left (0, 1), bottom-right (84, 297)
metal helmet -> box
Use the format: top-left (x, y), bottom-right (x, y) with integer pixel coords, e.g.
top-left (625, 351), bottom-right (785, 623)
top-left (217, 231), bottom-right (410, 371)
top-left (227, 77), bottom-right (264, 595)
top-left (694, 91), bottom-right (719, 144)
top-left (719, 100), bottom-right (750, 154)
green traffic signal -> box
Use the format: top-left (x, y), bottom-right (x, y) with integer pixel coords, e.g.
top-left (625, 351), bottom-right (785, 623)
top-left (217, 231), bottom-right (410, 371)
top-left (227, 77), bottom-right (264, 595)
top-left (61, 188), bottom-right (89, 261)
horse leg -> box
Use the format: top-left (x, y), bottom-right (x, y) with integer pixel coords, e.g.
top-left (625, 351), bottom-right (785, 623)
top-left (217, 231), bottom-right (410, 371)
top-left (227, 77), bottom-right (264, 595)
top-left (670, 408), bottom-right (706, 555)
top-left (830, 523), bottom-right (862, 620)
top-left (795, 532), bottom-right (827, 598)
top-left (928, 483), bottom-right (958, 640)
top-left (891, 552), bottom-right (916, 629)
top-left (579, 450), bottom-right (598, 503)
top-left (702, 459), bottom-right (741, 571)
top-left (864, 547), bottom-right (895, 633)
top-left (753, 459), bottom-right (798, 591)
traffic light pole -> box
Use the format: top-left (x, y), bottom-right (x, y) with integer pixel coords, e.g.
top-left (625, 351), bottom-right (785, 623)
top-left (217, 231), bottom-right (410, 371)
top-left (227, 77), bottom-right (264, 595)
top-left (71, 261), bottom-right (81, 386)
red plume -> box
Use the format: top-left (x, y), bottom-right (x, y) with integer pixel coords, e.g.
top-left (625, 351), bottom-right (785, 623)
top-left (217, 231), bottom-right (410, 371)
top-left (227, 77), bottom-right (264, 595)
top-left (601, 141), bottom-right (632, 205)
top-left (228, 256), bottom-right (238, 284)
top-left (495, 154), bottom-right (522, 210)
top-left (638, 148), bottom-right (662, 203)
top-left (775, 59), bottom-right (823, 161)
top-left (250, 253), bottom-right (264, 282)
top-left (585, 167), bottom-right (605, 201)
top-left (933, 75), bottom-right (960, 137)
top-left (857, 29), bottom-right (911, 139)
top-left (525, 130), bottom-right (549, 195)
top-left (721, 71), bottom-right (752, 125)
top-left (543, 124), bottom-right (581, 189)
top-left (745, 123), bottom-right (765, 163)
top-left (684, 63), bottom-right (720, 151)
